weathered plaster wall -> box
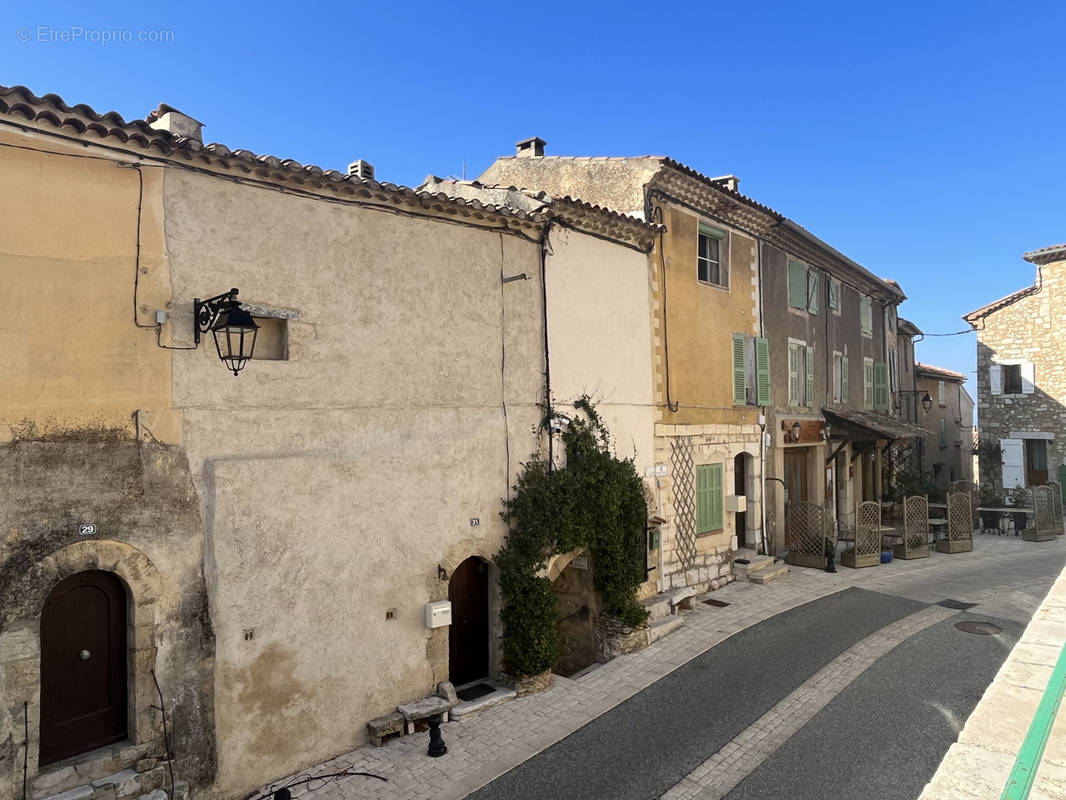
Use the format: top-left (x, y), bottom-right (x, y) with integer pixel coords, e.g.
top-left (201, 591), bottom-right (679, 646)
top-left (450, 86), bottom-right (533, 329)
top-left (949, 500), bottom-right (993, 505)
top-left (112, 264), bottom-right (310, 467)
top-left (0, 442), bottom-right (214, 800)
top-left (974, 259), bottom-right (1066, 487)
top-left (161, 170), bottom-right (544, 798)
top-left (0, 130), bottom-right (175, 442)
top-left (916, 375), bottom-right (971, 491)
top-left (544, 226), bottom-right (655, 466)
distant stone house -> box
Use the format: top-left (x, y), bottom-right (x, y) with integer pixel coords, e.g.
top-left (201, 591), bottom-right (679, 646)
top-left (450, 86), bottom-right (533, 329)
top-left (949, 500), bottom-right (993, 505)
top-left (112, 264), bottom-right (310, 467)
top-left (914, 363), bottom-right (975, 492)
top-left (479, 143), bottom-right (924, 559)
top-left (964, 243), bottom-right (1066, 492)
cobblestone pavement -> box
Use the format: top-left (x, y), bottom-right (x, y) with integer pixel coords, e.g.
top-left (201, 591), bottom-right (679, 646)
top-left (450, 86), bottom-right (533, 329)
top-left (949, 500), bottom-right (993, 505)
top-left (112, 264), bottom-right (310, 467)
top-left (258, 535), bottom-right (1066, 800)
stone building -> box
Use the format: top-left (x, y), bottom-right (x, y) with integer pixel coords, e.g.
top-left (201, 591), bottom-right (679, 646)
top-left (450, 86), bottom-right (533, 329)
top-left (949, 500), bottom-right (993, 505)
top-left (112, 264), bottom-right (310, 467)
top-left (0, 87), bottom-right (657, 800)
top-left (964, 243), bottom-right (1066, 492)
top-left (481, 146), bottom-right (764, 588)
top-left (914, 363), bottom-right (975, 492)
top-left (479, 144), bottom-right (923, 561)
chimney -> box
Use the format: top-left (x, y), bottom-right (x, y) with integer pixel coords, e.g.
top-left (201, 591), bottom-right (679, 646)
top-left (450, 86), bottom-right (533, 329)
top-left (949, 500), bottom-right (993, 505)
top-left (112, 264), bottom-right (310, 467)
top-left (348, 160), bottom-right (375, 181)
top-left (146, 104), bottom-right (203, 143)
top-left (712, 174), bottom-right (740, 193)
top-left (515, 137), bottom-right (546, 158)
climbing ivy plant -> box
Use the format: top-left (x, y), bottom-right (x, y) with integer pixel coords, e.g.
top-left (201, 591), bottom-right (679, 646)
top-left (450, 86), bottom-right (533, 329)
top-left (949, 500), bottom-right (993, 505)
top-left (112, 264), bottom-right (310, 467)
top-left (496, 397), bottom-right (649, 677)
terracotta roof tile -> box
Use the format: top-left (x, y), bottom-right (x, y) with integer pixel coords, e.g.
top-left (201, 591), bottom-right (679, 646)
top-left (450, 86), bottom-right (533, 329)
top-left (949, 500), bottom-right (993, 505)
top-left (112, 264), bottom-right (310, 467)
top-left (915, 362), bottom-right (966, 382)
top-left (1023, 243), bottom-right (1066, 264)
top-left (962, 284), bottom-right (1037, 323)
top-left (0, 84), bottom-right (552, 231)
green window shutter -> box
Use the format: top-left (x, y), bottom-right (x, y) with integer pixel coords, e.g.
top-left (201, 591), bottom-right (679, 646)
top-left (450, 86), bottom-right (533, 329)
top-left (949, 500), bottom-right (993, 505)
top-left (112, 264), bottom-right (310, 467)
top-left (874, 362), bottom-right (888, 410)
top-left (788, 261), bottom-right (806, 309)
top-left (788, 344), bottom-right (800, 406)
top-left (732, 333), bottom-right (746, 405)
top-left (755, 337), bottom-right (771, 405)
top-left (708, 463), bottom-right (723, 531)
top-left (697, 463), bottom-right (723, 533)
top-left (864, 359), bottom-right (874, 408)
top-left (841, 356), bottom-right (849, 402)
top-left (805, 345), bottom-right (815, 407)
top-left (807, 271), bottom-right (819, 314)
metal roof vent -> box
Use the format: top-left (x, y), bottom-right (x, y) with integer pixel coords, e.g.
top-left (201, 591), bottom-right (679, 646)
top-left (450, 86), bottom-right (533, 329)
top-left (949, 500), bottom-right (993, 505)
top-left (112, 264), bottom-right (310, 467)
top-left (348, 160), bottom-right (375, 181)
top-left (515, 137), bottom-right (546, 158)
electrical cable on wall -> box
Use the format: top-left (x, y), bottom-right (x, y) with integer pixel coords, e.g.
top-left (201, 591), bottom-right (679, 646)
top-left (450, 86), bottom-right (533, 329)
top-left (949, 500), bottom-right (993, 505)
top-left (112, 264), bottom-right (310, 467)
top-left (151, 670), bottom-right (177, 800)
top-left (651, 204), bottom-right (678, 413)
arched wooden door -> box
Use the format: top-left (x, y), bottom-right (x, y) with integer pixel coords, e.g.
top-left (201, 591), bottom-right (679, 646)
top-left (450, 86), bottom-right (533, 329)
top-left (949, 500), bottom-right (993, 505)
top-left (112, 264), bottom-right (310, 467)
top-left (448, 557), bottom-right (489, 686)
top-left (40, 571), bottom-right (128, 765)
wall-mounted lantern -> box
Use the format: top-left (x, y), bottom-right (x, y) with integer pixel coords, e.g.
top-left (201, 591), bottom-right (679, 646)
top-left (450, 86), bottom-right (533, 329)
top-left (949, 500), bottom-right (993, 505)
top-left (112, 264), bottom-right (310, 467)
top-left (194, 289), bottom-right (259, 376)
top-left (783, 420), bottom-right (803, 443)
top-left (920, 391), bottom-right (933, 414)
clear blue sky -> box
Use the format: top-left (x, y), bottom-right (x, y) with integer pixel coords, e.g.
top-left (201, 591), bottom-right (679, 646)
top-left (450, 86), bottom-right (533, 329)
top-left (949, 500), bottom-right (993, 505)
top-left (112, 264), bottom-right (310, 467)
top-left (4, 0), bottom-right (1065, 409)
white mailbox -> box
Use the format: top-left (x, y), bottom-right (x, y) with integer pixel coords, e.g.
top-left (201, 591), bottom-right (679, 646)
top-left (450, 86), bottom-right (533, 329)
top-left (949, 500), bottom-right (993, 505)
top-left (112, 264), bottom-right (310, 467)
top-left (425, 600), bottom-right (452, 628)
top-left (725, 495), bottom-right (747, 513)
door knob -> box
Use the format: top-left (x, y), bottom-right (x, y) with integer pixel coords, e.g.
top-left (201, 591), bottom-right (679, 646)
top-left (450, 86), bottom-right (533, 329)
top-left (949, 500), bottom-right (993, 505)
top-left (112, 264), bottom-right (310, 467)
top-left (79, 650), bottom-right (91, 661)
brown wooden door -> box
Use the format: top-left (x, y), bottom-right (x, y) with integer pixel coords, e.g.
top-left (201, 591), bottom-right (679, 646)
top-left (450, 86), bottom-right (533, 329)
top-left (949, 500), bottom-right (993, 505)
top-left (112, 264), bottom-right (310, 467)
top-left (734, 453), bottom-right (747, 548)
top-left (40, 571), bottom-right (128, 765)
top-left (1027, 439), bottom-right (1049, 487)
top-left (448, 557), bottom-right (489, 686)
top-left (783, 449), bottom-right (809, 541)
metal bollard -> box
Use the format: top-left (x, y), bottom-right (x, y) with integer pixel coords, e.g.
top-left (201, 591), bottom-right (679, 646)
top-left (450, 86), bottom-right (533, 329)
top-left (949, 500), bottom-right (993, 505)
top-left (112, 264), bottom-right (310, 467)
top-left (427, 714), bottom-right (447, 757)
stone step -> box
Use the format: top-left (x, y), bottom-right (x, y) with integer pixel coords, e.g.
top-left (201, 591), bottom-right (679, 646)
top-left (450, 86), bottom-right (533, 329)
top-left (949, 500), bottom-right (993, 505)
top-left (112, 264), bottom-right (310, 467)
top-left (38, 765), bottom-right (168, 800)
top-left (450, 685), bottom-right (517, 719)
top-left (749, 563), bottom-right (790, 585)
top-left (734, 555), bottom-right (775, 581)
top-left (647, 614), bottom-right (684, 643)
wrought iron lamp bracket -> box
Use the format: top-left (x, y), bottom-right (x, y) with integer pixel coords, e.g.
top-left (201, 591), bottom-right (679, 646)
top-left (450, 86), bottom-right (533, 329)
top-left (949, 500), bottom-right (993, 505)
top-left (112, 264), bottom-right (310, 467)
top-left (193, 288), bottom-right (240, 346)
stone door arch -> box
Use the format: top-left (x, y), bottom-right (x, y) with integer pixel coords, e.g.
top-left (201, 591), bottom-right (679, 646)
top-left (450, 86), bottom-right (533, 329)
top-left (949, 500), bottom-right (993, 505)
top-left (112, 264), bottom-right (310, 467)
top-left (448, 556), bottom-right (489, 685)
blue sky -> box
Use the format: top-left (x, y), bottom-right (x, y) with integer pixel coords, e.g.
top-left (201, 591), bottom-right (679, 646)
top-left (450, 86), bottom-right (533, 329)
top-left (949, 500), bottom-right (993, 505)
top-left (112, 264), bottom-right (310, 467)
top-left (4, 0), bottom-right (1065, 409)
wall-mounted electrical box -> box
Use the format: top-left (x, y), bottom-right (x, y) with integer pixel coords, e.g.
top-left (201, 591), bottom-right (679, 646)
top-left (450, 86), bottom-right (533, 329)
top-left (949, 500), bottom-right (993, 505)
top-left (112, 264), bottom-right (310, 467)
top-left (425, 600), bottom-right (452, 628)
top-left (725, 495), bottom-right (747, 513)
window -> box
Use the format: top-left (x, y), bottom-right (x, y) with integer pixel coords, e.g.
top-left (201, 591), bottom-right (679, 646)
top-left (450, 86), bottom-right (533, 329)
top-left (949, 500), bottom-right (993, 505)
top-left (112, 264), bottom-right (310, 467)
top-left (732, 333), bottom-right (771, 406)
top-left (937, 380), bottom-right (947, 406)
top-left (874, 362), bottom-right (888, 410)
top-left (939, 419), bottom-right (947, 447)
top-left (788, 340), bottom-right (814, 407)
top-left (863, 357), bottom-right (874, 409)
top-left (696, 463), bottom-right (724, 534)
top-left (990, 362), bottom-right (1033, 395)
top-left (251, 316), bottom-right (289, 361)
top-left (832, 351), bottom-right (843, 403)
top-left (698, 223), bottom-right (727, 287)
top-left (827, 278), bottom-right (841, 314)
top-left (889, 348), bottom-right (899, 393)
top-left (860, 296), bottom-right (873, 337)
top-left (788, 261), bottom-right (820, 314)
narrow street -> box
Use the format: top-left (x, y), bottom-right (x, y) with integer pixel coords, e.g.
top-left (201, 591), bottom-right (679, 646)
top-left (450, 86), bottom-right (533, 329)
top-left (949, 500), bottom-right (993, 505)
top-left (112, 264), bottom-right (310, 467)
top-left (464, 542), bottom-right (1066, 800)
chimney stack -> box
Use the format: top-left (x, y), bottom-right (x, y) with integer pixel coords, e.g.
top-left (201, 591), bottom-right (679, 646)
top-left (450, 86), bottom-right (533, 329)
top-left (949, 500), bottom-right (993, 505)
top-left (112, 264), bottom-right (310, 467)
top-left (348, 160), bottom-right (375, 181)
top-left (712, 174), bottom-right (740, 193)
top-left (515, 137), bottom-right (546, 158)
top-left (146, 104), bottom-right (203, 143)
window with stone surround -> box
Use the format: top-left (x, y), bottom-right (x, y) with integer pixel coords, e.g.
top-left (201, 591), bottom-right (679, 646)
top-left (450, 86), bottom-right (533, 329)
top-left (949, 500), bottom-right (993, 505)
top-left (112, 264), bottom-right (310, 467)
top-left (697, 223), bottom-right (728, 288)
top-left (990, 362), bottom-right (1034, 396)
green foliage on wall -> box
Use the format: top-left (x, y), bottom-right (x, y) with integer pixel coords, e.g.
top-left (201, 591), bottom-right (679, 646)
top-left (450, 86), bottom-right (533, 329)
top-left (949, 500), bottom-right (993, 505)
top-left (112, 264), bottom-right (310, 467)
top-left (496, 397), bottom-right (649, 677)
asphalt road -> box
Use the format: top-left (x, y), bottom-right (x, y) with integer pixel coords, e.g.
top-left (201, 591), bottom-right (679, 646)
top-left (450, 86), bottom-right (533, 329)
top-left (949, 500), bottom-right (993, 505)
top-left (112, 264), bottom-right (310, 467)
top-left (467, 588), bottom-right (927, 800)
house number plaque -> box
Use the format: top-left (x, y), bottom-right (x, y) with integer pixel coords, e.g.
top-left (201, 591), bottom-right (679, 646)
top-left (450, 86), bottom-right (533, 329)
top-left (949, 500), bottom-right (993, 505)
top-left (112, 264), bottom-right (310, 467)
top-left (78, 524), bottom-right (97, 536)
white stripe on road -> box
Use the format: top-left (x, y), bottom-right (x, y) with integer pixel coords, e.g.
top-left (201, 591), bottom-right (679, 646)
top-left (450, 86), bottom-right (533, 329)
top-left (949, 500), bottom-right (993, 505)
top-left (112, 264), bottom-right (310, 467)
top-left (661, 605), bottom-right (957, 800)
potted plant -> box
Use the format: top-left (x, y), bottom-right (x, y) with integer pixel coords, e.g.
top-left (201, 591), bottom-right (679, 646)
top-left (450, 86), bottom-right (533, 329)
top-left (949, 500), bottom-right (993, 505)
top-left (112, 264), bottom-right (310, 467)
top-left (880, 544), bottom-right (894, 564)
top-left (1008, 487), bottom-right (1030, 533)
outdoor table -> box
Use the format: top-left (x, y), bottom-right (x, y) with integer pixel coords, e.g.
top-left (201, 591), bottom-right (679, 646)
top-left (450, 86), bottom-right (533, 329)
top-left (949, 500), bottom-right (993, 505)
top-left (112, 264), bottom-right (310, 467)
top-left (928, 518), bottom-right (948, 544)
top-left (977, 506), bottom-right (1035, 535)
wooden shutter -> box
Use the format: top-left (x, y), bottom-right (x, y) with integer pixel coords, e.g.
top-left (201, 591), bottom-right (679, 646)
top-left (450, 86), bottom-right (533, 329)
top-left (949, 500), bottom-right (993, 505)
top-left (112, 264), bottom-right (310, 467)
top-left (864, 358), bottom-right (874, 408)
top-left (1001, 438), bottom-right (1025, 489)
top-left (990, 364), bottom-right (1002, 395)
top-left (788, 262), bottom-right (806, 309)
top-left (755, 337), bottom-right (771, 405)
top-left (842, 356), bottom-right (849, 402)
top-left (874, 362), bottom-right (888, 410)
top-left (807, 271), bottom-right (820, 314)
top-left (939, 419), bottom-right (946, 446)
top-left (732, 333), bottom-right (746, 405)
top-left (788, 344), bottom-right (800, 406)
top-left (696, 464), bottom-right (723, 533)
top-left (805, 345), bottom-right (815, 406)
top-left (1022, 362), bottom-right (1035, 394)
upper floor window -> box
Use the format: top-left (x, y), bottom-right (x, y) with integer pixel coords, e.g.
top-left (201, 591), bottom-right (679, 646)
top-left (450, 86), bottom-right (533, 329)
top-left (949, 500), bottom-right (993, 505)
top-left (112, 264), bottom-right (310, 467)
top-left (732, 333), bottom-right (771, 406)
top-left (937, 380), bottom-right (947, 406)
top-left (832, 351), bottom-right (848, 403)
top-left (788, 339), bottom-right (814, 407)
top-left (828, 278), bottom-right (841, 315)
top-left (990, 362), bottom-right (1034, 396)
top-left (788, 261), bottom-right (819, 314)
top-left (698, 223), bottom-right (728, 288)
top-left (860, 296), bottom-right (873, 337)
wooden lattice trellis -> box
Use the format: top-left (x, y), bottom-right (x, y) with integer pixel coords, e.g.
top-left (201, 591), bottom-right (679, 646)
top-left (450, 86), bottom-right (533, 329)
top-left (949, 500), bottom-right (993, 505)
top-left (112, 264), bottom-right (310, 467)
top-left (1050, 481), bottom-right (1064, 535)
top-left (896, 495), bottom-right (929, 559)
top-left (843, 500), bottom-right (881, 568)
top-left (951, 480), bottom-right (979, 529)
top-left (787, 502), bottom-right (828, 569)
top-left (937, 492), bottom-right (973, 553)
top-left (670, 437), bottom-right (697, 571)
top-left (1025, 485), bottom-right (1058, 541)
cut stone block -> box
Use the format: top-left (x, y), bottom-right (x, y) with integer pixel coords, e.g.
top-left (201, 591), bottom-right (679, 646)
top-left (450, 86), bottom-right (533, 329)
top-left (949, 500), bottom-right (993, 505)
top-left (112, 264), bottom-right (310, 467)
top-left (396, 696), bottom-right (451, 734)
top-left (366, 711), bottom-right (404, 747)
top-left (436, 681), bottom-right (458, 707)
